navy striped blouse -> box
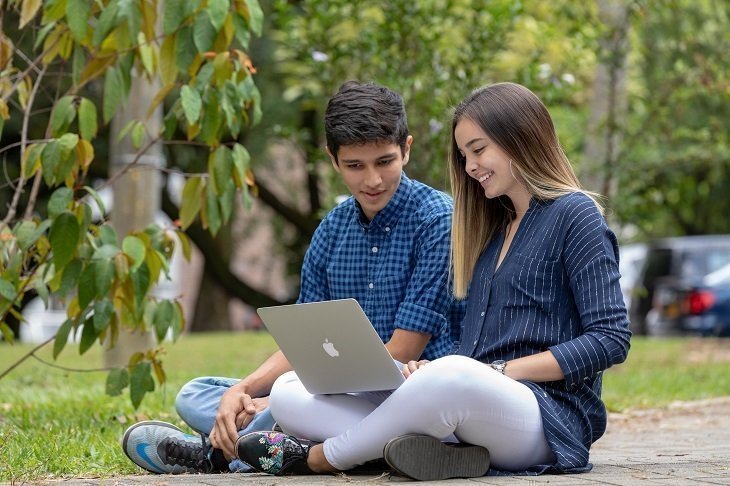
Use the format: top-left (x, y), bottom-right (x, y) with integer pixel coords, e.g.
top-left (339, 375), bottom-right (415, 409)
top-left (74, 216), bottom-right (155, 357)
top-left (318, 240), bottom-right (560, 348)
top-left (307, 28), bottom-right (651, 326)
top-left (454, 192), bottom-right (631, 474)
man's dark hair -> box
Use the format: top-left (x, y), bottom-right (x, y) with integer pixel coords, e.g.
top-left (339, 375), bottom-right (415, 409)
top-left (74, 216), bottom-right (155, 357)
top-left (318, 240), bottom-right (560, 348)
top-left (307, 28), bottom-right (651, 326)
top-left (325, 81), bottom-right (409, 164)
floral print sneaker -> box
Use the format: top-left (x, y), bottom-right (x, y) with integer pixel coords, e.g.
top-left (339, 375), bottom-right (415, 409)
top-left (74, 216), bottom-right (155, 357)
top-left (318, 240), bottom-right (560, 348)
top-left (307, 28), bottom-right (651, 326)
top-left (236, 431), bottom-right (314, 475)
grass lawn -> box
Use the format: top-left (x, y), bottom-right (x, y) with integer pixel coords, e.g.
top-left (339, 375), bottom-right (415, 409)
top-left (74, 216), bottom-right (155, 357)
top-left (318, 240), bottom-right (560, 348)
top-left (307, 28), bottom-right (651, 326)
top-left (0, 333), bottom-right (728, 481)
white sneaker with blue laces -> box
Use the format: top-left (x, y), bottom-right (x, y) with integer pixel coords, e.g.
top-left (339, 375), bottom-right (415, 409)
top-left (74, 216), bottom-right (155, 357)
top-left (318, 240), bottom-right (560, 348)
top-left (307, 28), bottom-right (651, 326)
top-left (122, 420), bottom-right (214, 474)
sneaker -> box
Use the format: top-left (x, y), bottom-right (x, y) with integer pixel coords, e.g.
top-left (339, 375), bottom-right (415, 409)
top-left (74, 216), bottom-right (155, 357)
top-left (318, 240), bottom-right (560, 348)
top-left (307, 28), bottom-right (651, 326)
top-left (383, 434), bottom-right (490, 481)
top-left (235, 431), bottom-right (314, 475)
top-left (122, 420), bottom-right (215, 474)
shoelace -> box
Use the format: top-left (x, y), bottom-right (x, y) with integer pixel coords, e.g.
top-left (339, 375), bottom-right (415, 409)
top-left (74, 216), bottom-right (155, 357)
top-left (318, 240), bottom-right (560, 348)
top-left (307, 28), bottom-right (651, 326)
top-left (162, 435), bottom-right (212, 471)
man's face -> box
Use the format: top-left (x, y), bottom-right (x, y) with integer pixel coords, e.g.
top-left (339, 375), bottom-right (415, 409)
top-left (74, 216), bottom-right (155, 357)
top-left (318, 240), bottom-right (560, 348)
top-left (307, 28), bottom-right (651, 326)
top-left (329, 137), bottom-right (412, 221)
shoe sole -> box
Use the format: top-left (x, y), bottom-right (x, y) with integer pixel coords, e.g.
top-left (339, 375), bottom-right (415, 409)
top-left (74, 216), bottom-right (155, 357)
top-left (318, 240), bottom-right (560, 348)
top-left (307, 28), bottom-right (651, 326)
top-left (121, 420), bottom-right (183, 473)
top-left (384, 434), bottom-right (490, 481)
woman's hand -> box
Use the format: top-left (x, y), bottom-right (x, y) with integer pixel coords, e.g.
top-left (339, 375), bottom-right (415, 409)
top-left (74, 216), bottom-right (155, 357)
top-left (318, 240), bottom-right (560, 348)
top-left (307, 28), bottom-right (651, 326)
top-left (402, 359), bottom-right (430, 379)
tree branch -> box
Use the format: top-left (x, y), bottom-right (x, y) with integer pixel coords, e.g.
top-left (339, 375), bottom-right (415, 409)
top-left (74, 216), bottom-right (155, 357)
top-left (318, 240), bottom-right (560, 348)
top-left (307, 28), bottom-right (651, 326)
top-left (0, 335), bottom-right (54, 381)
top-left (2, 65), bottom-right (47, 225)
top-left (255, 176), bottom-right (318, 235)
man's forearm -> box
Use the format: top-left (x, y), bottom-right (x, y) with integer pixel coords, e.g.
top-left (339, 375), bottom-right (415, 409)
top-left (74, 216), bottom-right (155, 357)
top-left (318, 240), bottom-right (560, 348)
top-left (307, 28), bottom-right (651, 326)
top-left (235, 350), bottom-right (293, 397)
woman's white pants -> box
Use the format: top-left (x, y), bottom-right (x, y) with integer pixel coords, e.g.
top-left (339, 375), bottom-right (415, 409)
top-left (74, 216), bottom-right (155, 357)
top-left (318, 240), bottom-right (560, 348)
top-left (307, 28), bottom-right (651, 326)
top-left (269, 355), bottom-right (553, 471)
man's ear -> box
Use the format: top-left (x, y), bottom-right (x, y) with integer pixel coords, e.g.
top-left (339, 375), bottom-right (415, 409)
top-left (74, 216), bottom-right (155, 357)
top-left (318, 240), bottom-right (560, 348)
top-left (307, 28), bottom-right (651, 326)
top-left (326, 146), bottom-right (341, 173)
top-left (402, 135), bottom-right (414, 166)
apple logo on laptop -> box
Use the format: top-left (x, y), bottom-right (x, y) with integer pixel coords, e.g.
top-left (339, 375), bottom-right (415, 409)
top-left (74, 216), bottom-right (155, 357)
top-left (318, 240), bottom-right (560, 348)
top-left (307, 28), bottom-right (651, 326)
top-left (322, 339), bottom-right (340, 357)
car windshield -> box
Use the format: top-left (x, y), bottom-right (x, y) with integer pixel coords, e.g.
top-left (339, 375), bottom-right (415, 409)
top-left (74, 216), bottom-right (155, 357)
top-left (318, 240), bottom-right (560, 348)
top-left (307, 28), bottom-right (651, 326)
top-left (704, 262), bottom-right (730, 286)
top-left (681, 248), bottom-right (730, 280)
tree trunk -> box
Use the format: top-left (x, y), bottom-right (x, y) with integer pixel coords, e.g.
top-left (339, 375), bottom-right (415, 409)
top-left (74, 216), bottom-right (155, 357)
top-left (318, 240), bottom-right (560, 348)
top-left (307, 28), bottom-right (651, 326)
top-left (105, 72), bottom-right (163, 367)
top-left (582, 0), bottom-right (630, 203)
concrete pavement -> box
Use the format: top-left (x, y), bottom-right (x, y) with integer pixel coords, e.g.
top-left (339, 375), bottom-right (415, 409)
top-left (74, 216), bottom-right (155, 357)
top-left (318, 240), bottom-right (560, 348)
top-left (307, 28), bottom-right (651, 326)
top-left (26, 397), bottom-right (730, 485)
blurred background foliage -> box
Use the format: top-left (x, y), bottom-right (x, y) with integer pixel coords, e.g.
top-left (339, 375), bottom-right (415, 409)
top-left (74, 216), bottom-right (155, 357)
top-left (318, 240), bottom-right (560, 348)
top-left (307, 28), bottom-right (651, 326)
top-left (2, 0), bottom-right (728, 330)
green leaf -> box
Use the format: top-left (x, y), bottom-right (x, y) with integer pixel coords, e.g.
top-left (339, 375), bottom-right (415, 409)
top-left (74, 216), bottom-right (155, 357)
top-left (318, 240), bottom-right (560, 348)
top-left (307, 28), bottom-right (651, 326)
top-left (106, 368), bottom-right (129, 396)
top-left (159, 35), bottom-right (178, 86)
top-left (199, 89), bottom-right (222, 145)
top-left (130, 263), bottom-right (151, 305)
top-left (204, 184), bottom-right (221, 236)
top-left (14, 220), bottom-right (39, 251)
top-left (0, 322), bottom-right (14, 343)
top-left (231, 143), bottom-right (250, 188)
top-left (49, 211), bottom-right (80, 270)
top-left (232, 13), bottom-right (250, 49)
top-left (130, 362), bottom-right (155, 408)
top-left (153, 300), bottom-right (174, 342)
top-left (79, 316), bottom-right (97, 355)
top-left (78, 98), bottom-right (98, 140)
top-left (41, 141), bottom-right (61, 186)
top-left (209, 145), bottom-right (232, 195)
top-left (94, 259), bottom-right (115, 297)
top-left (172, 301), bottom-right (184, 340)
top-left (66, 0), bottom-right (90, 41)
top-left (207, 0), bottom-right (229, 31)
top-left (122, 235), bottom-right (146, 271)
top-left (50, 96), bottom-right (76, 137)
top-left (59, 258), bottom-right (82, 297)
top-left (82, 185), bottom-right (106, 217)
top-left (180, 177), bottom-right (203, 229)
top-left (180, 85), bottom-right (202, 125)
top-left (243, 0), bottom-right (263, 36)
top-left (93, 299), bottom-right (114, 332)
top-left (176, 231), bottom-right (192, 261)
top-left (175, 25), bottom-right (196, 74)
top-left (220, 183), bottom-right (235, 224)
top-left (53, 319), bottom-right (73, 359)
top-left (163, 0), bottom-right (187, 35)
top-left (193, 11), bottom-right (216, 53)
top-left (57, 133), bottom-right (79, 154)
top-left (71, 45), bottom-right (85, 85)
top-left (103, 67), bottom-right (124, 124)
top-left (77, 263), bottom-right (96, 310)
top-left (34, 276), bottom-right (50, 308)
top-left (131, 122), bottom-right (145, 149)
top-left (0, 278), bottom-right (17, 301)
top-left (99, 225), bottom-right (119, 246)
top-left (22, 143), bottom-right (44, 179)
top-left (92, 0), bottom-right (119, 47)
top-left (47, 187), bottom-right (74, 218)
top-left (93, 244), bottom-right (120, 261)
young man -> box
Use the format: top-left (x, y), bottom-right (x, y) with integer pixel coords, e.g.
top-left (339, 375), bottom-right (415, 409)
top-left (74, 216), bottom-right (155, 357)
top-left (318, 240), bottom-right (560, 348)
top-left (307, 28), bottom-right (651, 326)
top-left (121, 81), bottom-right (465, 474)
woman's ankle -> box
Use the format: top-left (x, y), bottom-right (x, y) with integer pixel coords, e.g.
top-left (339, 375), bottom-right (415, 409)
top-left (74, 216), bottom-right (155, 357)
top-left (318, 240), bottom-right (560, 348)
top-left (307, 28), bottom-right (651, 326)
top-left (307, 444), bottom-right (338, 473)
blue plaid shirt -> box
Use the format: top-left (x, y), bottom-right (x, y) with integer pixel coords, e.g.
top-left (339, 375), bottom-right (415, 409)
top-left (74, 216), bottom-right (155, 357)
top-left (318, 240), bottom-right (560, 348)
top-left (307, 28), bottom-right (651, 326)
top-left (297, 173), bottom-right (465, 360)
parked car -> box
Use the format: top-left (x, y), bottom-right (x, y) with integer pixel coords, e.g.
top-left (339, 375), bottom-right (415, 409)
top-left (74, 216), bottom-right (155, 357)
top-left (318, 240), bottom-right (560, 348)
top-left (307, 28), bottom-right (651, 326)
top-left (628, 235), bottom-right (730, 335)
top-left (647, 262), bottom-right (730, 337)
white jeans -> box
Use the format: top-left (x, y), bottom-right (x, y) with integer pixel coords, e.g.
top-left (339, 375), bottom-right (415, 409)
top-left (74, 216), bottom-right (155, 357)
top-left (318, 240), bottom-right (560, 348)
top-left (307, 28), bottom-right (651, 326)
top-left (269, 355), bottom-right (554, 471)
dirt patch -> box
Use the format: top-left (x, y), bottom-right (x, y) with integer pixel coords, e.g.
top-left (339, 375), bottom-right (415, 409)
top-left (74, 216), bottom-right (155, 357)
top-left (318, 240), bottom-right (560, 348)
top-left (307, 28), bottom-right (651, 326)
top-left (608, 396), bottom-right (730, 432)
top-left (686, 337), bottom-right (730, 363)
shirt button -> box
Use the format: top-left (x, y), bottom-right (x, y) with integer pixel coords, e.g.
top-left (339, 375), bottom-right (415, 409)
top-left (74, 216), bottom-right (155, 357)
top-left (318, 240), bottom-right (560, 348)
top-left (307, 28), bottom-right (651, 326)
top-left (368, 283), bottom-right (374, 289)
top-left (480, 311), bottom-right (485, 316)
top-left (385, 227), bottom-right (390, 232)
top-left (372, 246), bottom-right (378, 253)
top-left (473, 340), bottom-right (478, 345)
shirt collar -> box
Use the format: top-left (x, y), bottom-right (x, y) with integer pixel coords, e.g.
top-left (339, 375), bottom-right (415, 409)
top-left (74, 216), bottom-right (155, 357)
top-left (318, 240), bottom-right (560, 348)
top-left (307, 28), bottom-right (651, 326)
top-left (355, 172), bottom-right (413, 230)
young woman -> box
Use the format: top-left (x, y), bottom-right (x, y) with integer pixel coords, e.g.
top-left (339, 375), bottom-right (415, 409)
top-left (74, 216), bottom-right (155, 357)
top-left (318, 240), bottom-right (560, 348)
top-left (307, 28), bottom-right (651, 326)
top-left (234, 82), bottom-right (631, 480)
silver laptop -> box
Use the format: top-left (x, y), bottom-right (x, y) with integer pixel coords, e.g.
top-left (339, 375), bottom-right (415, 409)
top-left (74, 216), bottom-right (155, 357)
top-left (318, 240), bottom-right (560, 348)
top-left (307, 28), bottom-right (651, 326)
top-left (257, 299), bottom-right (405, 395)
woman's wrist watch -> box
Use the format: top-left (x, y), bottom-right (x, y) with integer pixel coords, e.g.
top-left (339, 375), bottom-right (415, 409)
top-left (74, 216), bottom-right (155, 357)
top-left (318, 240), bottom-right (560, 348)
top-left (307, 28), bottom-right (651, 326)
top-left (490, 359), bottom-right (507, 374)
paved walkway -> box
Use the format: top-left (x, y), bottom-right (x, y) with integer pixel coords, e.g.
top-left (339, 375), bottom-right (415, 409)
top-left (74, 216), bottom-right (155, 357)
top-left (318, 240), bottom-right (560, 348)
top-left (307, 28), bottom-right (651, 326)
top-left (31, 397), bottom-right (730, 485)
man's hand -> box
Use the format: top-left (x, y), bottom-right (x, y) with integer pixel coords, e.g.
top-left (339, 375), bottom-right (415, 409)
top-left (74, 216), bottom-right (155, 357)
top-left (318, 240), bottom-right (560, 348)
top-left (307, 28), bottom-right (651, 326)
top-left (208, 386), bottom-right (269, 459)
top-left (402, 359), bottom-right (429, 379)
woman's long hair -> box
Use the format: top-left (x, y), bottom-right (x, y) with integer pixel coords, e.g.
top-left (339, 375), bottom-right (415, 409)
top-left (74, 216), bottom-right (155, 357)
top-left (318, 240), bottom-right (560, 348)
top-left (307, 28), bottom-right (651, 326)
top-left (449, 82), bottom-right (602, 298)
